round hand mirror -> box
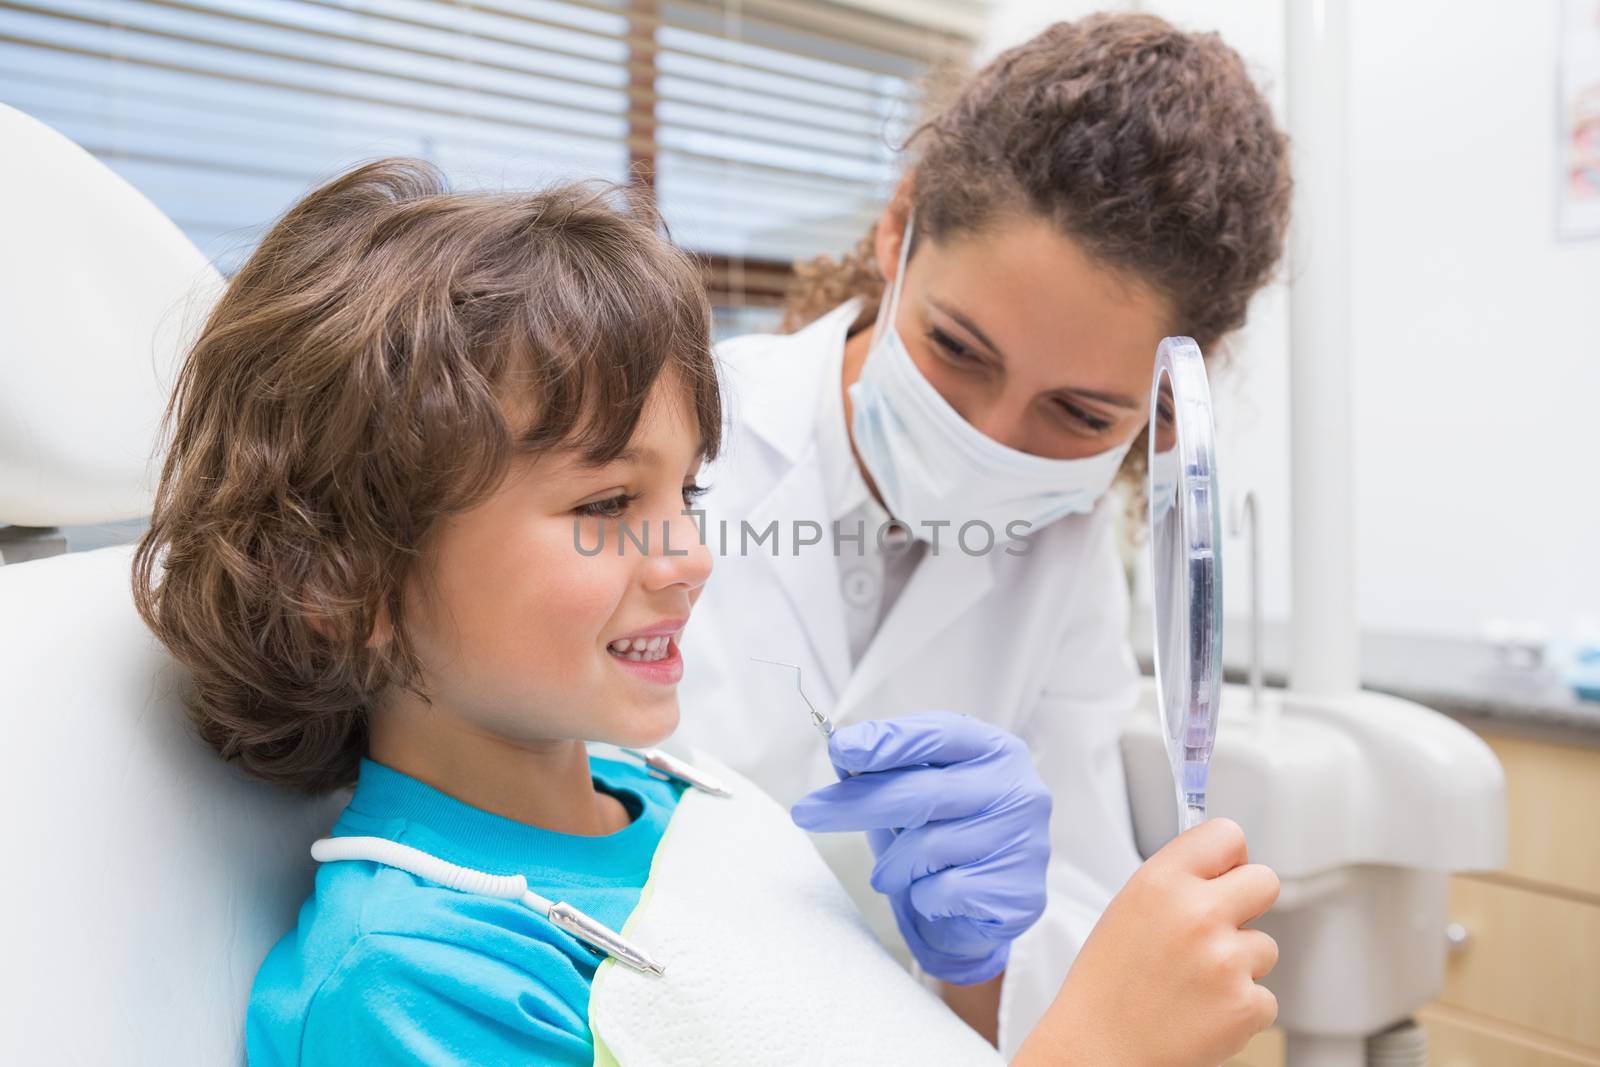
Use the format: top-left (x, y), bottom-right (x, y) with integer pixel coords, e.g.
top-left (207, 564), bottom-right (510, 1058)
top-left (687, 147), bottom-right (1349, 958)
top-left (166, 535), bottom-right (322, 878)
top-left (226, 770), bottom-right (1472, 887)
top-left (1149, 337), bottom-right (1223, 831)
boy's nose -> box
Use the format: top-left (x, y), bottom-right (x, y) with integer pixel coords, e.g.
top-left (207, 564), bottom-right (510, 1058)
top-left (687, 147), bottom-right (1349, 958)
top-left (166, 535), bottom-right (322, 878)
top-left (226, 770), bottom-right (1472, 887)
top-left (643, 509), bottom-right (712, 592)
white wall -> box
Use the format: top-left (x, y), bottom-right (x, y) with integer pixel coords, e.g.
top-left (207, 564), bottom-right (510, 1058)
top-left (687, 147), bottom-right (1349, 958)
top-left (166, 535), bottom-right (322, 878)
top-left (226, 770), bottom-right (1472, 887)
top-left (987, 0), bottom-right (1600, 643)
top-left (1346, 0), bottom-right (1600, 640)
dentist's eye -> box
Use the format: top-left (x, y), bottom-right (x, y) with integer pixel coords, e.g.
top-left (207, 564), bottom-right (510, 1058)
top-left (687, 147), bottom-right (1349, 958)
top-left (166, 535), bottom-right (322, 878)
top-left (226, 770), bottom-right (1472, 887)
top-left (575, 492), bottom-right (638, 519)
top-left (682, 482), bottom-right (710, 506)
top-left (927, 327), bottom-right (987, 370)
top-left (1056, 400), bottom-right (1115, 434)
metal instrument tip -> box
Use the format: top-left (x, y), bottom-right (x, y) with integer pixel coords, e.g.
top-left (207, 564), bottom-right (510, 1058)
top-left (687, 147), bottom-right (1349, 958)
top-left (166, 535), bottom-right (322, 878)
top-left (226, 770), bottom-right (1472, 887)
top-left (749, 657), bottom-right (834, 737)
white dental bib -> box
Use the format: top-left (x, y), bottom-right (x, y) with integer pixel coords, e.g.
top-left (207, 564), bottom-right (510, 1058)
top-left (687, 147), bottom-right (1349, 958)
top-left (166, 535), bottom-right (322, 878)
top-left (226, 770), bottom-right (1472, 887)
top-left (588, 754), bottom-right (1006, 1066)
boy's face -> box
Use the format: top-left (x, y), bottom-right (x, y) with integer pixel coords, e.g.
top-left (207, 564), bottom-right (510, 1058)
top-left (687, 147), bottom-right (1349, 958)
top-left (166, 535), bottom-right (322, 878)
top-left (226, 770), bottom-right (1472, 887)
top-left (394, 372), bottom-right (712, 750)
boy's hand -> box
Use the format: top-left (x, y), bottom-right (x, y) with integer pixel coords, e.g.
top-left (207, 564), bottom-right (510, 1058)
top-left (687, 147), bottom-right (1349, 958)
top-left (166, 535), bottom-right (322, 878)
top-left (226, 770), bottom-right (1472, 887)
top-left (1016, 818), bottom-right (1279, 1067)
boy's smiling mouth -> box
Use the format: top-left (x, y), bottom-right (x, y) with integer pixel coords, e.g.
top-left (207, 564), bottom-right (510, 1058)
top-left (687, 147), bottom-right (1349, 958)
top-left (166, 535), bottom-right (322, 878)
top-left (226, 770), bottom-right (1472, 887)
top-left (605, 619), bottom-right (687, 683)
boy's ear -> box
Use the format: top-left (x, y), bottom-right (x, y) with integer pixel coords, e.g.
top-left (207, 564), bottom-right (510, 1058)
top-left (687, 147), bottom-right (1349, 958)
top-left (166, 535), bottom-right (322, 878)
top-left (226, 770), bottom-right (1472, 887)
top-left (873, 171), bottom-right (915, 285)
top-left (364, 606), bottom-right (394, 650)
top-left (301, 585), bottom-right (392, 648)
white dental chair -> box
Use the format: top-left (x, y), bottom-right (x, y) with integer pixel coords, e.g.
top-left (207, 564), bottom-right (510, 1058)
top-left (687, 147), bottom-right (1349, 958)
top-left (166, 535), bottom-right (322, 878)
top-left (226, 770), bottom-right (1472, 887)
top-left (0, 104), bottom-right (344, 1064)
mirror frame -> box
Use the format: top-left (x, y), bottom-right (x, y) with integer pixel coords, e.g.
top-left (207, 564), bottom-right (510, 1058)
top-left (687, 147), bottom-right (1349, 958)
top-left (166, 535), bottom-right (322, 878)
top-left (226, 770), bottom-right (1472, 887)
top-left (1148, 336), bottom-right (1224, 831)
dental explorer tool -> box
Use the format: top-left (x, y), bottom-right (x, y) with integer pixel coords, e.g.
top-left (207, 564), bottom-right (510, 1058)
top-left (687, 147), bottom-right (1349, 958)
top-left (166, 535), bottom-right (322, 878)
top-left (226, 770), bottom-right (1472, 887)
top-left (750, 657), bottom-right (834, 738)
top-left (750, 658), bottom-right (879, 795)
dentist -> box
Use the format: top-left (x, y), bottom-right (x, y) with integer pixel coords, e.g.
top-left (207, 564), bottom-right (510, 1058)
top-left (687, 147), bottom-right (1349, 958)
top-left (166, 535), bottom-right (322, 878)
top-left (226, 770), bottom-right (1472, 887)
top-left (675, 15), bottom-right (1291, 1050)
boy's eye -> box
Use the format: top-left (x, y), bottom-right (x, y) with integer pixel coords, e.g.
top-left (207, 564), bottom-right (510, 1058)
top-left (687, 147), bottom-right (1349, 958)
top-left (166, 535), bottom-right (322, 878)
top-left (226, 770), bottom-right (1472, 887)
top-left (927, 326), bottom-right (989, 371)
top-left (575, 492), bottom-right (637, 519)
top-left (682, 482), bottom-right (710, 506)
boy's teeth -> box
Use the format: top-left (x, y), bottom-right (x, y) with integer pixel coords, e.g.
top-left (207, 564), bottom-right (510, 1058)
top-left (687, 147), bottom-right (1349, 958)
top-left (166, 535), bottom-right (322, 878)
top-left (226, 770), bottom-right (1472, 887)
top-left (609, 634), bottom-right (675, 660)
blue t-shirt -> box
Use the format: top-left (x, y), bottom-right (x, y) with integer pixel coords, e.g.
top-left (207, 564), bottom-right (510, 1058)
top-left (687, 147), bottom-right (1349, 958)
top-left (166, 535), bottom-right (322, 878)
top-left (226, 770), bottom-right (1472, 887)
top-left (248, 756), bottom-right (682, 1066)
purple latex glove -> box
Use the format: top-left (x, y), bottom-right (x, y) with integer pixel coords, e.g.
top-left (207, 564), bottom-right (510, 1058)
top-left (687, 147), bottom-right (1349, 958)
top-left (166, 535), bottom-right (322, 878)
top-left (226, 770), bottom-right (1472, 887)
top-left (789, 711), bottom-right (1052, 984)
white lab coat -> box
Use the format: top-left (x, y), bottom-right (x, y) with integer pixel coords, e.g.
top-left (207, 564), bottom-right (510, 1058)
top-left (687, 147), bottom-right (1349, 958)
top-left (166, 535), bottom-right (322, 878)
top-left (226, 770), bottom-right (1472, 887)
top-left (674, 301), bottom-right (1143, 1054)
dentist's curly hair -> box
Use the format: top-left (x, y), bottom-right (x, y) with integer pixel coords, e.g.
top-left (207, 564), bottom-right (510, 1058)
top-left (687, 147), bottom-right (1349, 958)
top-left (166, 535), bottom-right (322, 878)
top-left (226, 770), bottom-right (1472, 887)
top-left (133, 159), bottom-right (719, 793)
top-left (785, 13), bottom-right (1291, 498)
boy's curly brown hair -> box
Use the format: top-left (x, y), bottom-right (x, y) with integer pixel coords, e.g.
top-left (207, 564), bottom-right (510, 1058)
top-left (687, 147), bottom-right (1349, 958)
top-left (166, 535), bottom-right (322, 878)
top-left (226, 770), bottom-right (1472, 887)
top-left (133, 159), bottom-right (719, 794)
top-left (785, 13), bottom-right (1292, 495)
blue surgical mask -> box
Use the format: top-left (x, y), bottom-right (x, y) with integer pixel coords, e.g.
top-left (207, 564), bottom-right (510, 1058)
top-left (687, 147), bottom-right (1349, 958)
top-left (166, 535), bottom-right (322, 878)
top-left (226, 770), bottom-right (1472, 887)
top-left (847, 216), bottom-right (1134, 537)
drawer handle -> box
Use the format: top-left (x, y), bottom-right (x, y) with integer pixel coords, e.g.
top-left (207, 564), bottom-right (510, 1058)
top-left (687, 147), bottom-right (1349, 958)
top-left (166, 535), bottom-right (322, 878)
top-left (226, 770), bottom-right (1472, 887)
top-left (1445, 921), bottom-right (1471, 953)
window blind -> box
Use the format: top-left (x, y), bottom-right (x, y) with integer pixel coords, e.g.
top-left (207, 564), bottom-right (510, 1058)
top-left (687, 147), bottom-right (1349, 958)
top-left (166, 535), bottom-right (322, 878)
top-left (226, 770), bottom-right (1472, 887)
top-left (0, 0), bottom-right (970, 315)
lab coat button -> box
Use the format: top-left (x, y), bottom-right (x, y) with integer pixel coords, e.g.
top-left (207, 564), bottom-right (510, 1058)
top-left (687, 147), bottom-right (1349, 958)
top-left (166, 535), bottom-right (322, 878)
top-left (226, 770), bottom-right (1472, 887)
top-left (842, 567), bottom-right (879, 606)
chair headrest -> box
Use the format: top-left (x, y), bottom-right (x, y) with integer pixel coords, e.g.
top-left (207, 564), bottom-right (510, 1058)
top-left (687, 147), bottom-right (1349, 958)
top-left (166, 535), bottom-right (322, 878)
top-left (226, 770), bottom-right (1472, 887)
top-left (0, 545), bottom-right (344, 1062)
top-left (0, 104), bottom-right (223, 528)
